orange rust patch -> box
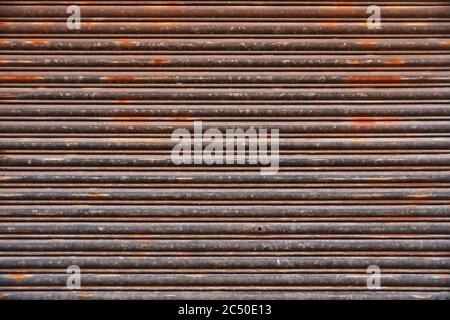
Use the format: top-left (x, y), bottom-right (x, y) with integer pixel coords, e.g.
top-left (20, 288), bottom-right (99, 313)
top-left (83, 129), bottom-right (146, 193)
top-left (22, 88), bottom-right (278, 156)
top-left (89, 192), bottom-right (107, 198)
top-left (0, 40), bottom-right (8, 45)
top-left (384, 58), bottom-right (404, 65)
top-left (115, 97), bottom-right (129, 103)
top-left (441, 40), bottom-right (450, 46)
top-left (28, 39), bottom-right (48, 45)
top-left (320, 22), bottom-right (338, 27)
top-left (0, 22), bottom-right (11, 26)
top-left (0, 75), bottom-right (41, 82)
top-left (147, 22), bottom-right (176, 26)
top-left (151, 57), bottom-right (167, 65)
top-left (351, 138), bottom-right (367, 142)
top-left (346, 75), bottom-right (402, 83)
top-left (350, 117), bottom-right (398, 125)
top-left (112, 117), bottom-right (148, 121)
top-left (350, 117), bottom-right (377, 125)
top-left (407, 194), bottom-right (430, 198)
top-left (333, 5), bottom-right (356, 9)
top-left (7, 274), bottom-right (31, 279)
top-left (346, 59), bottom-right (361, 65)
top-left (358, 40), bottom-right (378, 46)
top-left (116, 39), bottom-right (136, 45)
top-left (83, 22), bottom-right (94, 27)
top-left (170, 117), bottom-right (193, 121)
top-left (79, 293), bottom-right (93, 298)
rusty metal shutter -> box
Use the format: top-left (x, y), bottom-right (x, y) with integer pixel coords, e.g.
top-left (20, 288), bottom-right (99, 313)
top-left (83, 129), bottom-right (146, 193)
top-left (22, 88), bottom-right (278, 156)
top-left (0, 0), bottom-right (449, 300)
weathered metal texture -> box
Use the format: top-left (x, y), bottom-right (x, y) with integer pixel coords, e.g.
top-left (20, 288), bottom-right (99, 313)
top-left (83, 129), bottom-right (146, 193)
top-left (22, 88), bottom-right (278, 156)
top-left (0, 0), bottom-right (449, 300)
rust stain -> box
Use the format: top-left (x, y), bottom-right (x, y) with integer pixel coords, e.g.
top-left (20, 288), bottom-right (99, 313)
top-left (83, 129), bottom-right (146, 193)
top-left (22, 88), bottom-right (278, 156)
top-left (440, 40), bottom-right (450, 46)
top-left (320, 22), bottom-right (338, 27)
top-left (346, 75), bottom-right (402, 82)
top-left (333, 5), bottom-right (356, 9)
top-left (350, 117), bottom-right (398, 125)
top-left (349, 117), bottom-right (380, 126)
top-left (116, 39), bottom-right (136, 45)
top-left (0, 22), bottom-right (11, 26)
top-left (170, 117), bottom-right (193, 121)
top-left (116, 97), bottom-right (129, 103)
top-left (7, 274), bottom-right (32, 279)
top-left (0, 75), bottom-right (41, 82)
top-left (112, 117), bottom-right (149, 121)
top-left (384, 58), bottom-right (405, 65)
top-left (79, 293), bottom-right (93, 298)
top-left (83, 22), bottom-right (94, 27)
top-left (357, 40), bottom-right (378, 46)
top-left (89, 192), bottom-right (107, 198)
top-left (147, 22), bottom-right (176, 26)
top-left (346, 59), bottom-right (360, 65)
top-left (151, 57), bottom-right (167, 65)
top-left (28, 39), bottom-right (48, 45)
top-left (407, 194), bottom-right (430, 198)
top-left (0, 40), bottom-right (8, 45)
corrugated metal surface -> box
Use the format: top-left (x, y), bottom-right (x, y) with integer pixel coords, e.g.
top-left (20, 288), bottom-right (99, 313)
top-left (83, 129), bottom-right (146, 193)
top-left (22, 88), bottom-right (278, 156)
top-left (0, 0), bottom-right (449, 300)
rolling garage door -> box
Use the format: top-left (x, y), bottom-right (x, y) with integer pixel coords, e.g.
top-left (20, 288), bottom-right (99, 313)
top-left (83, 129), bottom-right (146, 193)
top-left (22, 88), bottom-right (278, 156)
top-left (0, 0), bottom-right (449, 300)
